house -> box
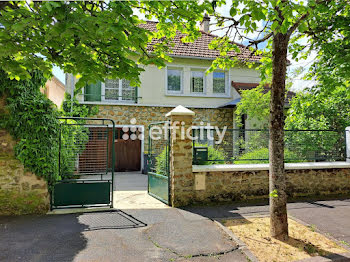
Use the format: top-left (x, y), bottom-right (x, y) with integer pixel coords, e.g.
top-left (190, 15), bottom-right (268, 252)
top-left (41, 75), bottom-right (66, 107)
top-left (66, 20), bottom-right (288, 172)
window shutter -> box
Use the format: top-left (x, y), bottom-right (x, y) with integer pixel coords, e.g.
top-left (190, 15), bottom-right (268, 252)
top-left (84, 81), bottom-right (101, 101)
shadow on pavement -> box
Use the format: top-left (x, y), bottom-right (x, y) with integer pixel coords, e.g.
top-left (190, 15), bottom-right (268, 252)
top-left (0, 210), bottom-right (147, 262)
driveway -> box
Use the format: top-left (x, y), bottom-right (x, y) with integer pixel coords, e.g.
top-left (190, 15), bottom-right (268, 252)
top-left (184, 199), bottom-right (350, 245)
top-left (0, 172), bottom-right (248, 262)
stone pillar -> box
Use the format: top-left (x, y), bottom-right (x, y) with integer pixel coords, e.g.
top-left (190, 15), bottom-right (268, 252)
top-left (166, 105), bottom-right (195, 207)
top-left (346, 127), bottom-right (350, 162)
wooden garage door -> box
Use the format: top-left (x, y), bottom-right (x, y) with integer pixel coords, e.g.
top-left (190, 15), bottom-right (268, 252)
top-left (109, 128), bottom-right (141, 172)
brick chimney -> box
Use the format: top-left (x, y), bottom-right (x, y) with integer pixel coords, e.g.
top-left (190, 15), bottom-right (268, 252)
top-left (200, 13), bottom-right (210, 33)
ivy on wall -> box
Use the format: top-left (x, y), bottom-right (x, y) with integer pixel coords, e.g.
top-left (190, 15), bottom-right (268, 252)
top-left (0, 70), bottom-right (60, 185)
top-left (0, 70), bottom-right (96, 185)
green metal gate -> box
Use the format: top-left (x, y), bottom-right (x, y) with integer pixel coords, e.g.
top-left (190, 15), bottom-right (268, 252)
top-left (51, 117), bottom-right (115, 209)
top-left (147, 121), bottom-right (170, 204)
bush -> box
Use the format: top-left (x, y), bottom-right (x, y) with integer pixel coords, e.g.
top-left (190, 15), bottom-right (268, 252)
top-left (155, 148), bottom-right (169, 176)
top-left (234, 148), bottom-right (302, 164)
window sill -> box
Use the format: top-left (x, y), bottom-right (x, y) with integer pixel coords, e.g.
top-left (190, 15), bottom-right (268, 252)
top-left (165, 93), bottom-right (231, 98)
top-left (81, 100), bottom-right (137, 105)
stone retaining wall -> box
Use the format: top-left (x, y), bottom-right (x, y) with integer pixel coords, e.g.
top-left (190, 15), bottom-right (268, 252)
top-left (189, 168), bottom-right (350, 204)
top-left (0, 129), bottom-right (49, 215)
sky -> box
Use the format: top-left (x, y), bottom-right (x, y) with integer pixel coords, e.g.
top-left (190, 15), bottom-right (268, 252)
top-left (53, 2), bottom-right (317, 91)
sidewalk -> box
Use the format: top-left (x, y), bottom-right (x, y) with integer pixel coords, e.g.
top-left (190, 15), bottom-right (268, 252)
top-left (184, 199), bottom-right (350, 244)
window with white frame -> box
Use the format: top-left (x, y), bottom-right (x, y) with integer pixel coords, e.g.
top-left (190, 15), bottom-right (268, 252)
top-left (213, 71), bottom-right (227, 94)
top-left (167, 67), bottom-right (183, 92)
top-left (191, 69), bottom-right (205, 93)
top-left (104, 79), bottom-right (119, 100)
top-left (104, 79), bottom-right (136, 101)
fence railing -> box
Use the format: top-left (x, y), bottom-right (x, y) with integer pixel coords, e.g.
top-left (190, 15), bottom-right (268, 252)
top-left (192, 129), bottom-right (346, 165)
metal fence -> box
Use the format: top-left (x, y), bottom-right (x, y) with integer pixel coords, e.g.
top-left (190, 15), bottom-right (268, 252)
top-left (192, 129), bottom-right (346, 164)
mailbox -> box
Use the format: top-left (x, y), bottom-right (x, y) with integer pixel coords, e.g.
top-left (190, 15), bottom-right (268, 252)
top-left (193, 146), bottom-right (208, 164)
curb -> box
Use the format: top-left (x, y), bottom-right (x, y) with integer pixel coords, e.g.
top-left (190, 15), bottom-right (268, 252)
top-left (213, 220), bottom-right (260, 262)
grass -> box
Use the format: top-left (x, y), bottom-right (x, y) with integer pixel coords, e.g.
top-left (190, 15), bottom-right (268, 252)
top-left (224, 217), bottom-right (347, 262)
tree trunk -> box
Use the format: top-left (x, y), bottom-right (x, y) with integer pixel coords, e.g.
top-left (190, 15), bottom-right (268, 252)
top-left (269, 32), bottom-right (290, 241)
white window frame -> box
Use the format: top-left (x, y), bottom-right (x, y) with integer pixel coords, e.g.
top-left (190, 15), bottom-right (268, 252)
top-left (190, 68), bottom-right (206, 94)
top-left (102, 79), bottom-right (134, 102)
top-left (212, 70), bottom-right (230, 97)
top-left (165, 66), bottom-right (184, 95)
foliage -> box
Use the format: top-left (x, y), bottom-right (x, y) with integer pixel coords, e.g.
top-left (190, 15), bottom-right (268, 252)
top-left (0, 1), bottom-right (209, 87)
top-left (285, 84), bottom-right (349, 162)
top-left (61, 92), bottom-right (99, 117)
top-left (0, 70), bottom-right (60, 184)
top-left (155, 147), bottom-right (169, 176)
top-left (234, 148), bottom-right (301, 164)
top-left (286, 85), bottom-right (350, 131)
top-left (0, 70), bottom-right (90, 184)
top-left (235, 85), bottom-right (270, 128)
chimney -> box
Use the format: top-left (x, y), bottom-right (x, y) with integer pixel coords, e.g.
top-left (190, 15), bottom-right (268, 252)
top-left (200, 13), bottom-right (210, 33)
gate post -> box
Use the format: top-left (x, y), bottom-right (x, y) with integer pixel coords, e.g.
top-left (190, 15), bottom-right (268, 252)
top-left (166, 105), bottom-right (195, 207)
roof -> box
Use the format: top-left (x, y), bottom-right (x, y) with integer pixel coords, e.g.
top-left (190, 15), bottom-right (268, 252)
top-left (219, 82), bottom-right (295, 108)
top-left (139, 21), bottom-right (262, 62)
top-left (219, 98), bottom-right (241, 108)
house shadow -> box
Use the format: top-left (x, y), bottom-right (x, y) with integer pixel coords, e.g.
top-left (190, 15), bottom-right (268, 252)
top-left (0, 209), bottom-right (146, 262)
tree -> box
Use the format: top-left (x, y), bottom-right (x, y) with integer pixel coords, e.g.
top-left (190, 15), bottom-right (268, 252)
top-left (0, 1), bottom-right (208, 87)
top-left (207, 0), bottom-right (348, 240)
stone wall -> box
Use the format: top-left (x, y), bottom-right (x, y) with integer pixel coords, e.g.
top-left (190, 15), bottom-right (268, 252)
top-left (0, 129), bottom-right (49, 215)
top-left (190, 168), bottom-right (350, 204)
top-left (96, 104), bottom-right (233, 150)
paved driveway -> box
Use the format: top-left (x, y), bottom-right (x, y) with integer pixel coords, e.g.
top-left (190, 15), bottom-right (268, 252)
top-left (0, 172), bottom-right (247, 262)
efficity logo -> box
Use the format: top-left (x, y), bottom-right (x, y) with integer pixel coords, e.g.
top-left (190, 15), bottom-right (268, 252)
top-left (122, 118), bottom-right (227, 144)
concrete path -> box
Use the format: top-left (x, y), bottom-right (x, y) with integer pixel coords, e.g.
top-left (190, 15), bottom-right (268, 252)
top-left (113, 172), bottom-right (168, 209)
top-left (0, 172), bottom-right (247, 262)
top-left (184, 199), bottom-right (350, 245)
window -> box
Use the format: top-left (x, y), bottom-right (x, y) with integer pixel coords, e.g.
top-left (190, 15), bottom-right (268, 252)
top-left (167, 68), bottom-right (182, 92)
top-left (105, 79), bottom-right (119, 100)
top-left (213, 71), bottom-right (227, 94)
top-left (104, 79), bottom-right (136, 102)
top-left (121, 80), bottom-right (135, 101)
top-left (191, 69), bottom-right (205, 93)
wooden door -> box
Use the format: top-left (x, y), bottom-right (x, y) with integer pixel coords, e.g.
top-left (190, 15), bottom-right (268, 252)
top-left (108, 128), bottom-right (141, 172)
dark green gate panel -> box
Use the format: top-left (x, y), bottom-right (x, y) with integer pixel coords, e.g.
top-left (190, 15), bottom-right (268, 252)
top-left (53, 181), bottom-right (110, 207)
top-left (148, 172), bottom-right (169, 204)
